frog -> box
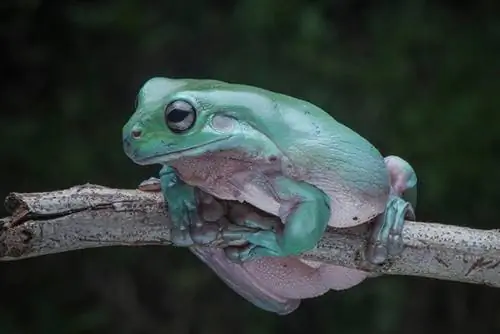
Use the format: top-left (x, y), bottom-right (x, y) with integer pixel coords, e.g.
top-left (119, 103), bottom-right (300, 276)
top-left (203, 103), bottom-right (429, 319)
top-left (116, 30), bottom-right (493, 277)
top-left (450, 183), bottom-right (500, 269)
top-left (122, 77), bottom-right (417, 314)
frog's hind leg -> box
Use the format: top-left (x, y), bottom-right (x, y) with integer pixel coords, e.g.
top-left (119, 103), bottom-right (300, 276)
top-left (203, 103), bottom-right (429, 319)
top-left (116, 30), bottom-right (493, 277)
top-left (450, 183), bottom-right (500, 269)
top-left (224, 176), bottom-right (331, 262)
top-left (365, 156), bottom-right (417, 264)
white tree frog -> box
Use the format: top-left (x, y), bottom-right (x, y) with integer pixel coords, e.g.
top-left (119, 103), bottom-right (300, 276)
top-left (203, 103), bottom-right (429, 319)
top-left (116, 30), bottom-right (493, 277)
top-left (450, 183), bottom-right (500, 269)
top-left (122, 77), bottom-right (417, 315)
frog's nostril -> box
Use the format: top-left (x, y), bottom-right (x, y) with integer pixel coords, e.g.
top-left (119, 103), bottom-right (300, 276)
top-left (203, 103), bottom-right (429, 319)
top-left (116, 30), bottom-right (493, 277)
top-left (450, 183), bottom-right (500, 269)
top-left (131, 129), bottom-right (142, 139)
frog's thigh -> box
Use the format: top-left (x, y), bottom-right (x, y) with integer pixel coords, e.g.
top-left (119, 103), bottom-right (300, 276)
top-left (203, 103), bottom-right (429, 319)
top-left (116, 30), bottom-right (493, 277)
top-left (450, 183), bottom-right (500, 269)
top-left (384, 155), bottom-right (418, 208)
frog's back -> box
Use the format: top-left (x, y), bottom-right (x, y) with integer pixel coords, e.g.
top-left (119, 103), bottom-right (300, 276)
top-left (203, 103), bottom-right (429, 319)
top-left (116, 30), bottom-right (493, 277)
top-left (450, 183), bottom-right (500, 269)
top-left (176, 80), bottom-right (390, 227)
top-left (270, 93), bottom-right (391, 227)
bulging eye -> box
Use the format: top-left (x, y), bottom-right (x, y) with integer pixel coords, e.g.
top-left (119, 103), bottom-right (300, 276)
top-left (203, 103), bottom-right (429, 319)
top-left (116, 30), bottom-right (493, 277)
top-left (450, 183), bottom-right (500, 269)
top-left (164, 100), bottom-right (196, 133)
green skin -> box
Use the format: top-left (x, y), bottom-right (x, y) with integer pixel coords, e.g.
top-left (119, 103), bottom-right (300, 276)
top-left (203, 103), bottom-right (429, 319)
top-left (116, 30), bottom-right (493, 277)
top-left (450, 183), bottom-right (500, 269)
top-left (123, 77), bottom-right (417, 314)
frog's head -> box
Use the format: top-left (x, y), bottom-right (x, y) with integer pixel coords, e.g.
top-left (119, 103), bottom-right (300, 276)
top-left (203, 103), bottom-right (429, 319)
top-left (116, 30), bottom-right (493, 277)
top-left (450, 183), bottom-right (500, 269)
top-left (123, 77), bottom-right (279, 165)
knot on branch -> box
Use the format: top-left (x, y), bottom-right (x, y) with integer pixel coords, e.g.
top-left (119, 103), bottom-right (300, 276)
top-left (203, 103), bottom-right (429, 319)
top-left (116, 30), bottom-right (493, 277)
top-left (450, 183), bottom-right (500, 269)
top-left (0, 218), bottom-right (32, 258)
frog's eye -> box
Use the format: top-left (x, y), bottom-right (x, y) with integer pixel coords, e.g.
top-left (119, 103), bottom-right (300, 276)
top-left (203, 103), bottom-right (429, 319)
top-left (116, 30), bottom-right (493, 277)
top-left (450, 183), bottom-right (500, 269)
top-left (164, 100), bottom-right (196, 133)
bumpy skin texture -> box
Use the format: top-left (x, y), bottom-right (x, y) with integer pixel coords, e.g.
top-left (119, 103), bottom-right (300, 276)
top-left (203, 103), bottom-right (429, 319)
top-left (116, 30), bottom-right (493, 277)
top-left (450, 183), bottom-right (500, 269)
top-left (123, 77), bottom-right (417, 315)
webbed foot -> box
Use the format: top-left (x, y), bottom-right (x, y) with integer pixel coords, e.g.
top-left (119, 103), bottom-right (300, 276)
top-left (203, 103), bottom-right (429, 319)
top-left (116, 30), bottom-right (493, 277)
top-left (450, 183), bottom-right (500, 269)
top-left (196, 202), bottom-right (282, 262)
top-left (365, 196), bottom-right (415, 264)
top-left (364, 155), bottom-right (417, 265)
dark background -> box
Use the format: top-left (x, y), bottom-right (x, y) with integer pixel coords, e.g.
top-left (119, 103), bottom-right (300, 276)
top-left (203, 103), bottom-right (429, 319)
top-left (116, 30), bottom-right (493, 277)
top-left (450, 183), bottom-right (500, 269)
top-left (1, 0), bottom-right (499, 333)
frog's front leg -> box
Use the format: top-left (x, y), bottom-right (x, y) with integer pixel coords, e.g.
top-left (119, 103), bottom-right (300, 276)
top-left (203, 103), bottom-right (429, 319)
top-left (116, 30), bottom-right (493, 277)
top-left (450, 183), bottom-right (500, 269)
top-left (365, 156), bottom-right (418, 264)
top-left (226, 176), bottom-right (331, 262)
top-left (138, 165), bottom-right (200, 245)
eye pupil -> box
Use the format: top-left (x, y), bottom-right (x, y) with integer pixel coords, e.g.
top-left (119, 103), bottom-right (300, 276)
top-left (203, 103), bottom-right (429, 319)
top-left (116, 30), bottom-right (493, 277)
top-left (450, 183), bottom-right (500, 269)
top-left (164, 100), bottom-right (196, 133)
top-left (167, 109), bottom-right (190, 123)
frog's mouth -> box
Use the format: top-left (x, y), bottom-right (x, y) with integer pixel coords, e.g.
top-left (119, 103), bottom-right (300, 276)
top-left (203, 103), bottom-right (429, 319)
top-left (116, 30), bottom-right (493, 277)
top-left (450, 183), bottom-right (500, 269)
top-left (135, 136), bottom-right (233, 165)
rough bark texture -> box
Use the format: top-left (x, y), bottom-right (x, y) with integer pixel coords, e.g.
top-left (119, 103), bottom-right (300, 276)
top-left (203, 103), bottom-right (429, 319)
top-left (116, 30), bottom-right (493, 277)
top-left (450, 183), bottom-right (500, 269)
top-left (1, 184), bottom-right (499, 288)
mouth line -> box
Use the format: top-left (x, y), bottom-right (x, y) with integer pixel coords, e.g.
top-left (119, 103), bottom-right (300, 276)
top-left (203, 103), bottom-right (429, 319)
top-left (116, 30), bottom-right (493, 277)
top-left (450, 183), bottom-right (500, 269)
top-left (135, 136), bottom-right (232, 163)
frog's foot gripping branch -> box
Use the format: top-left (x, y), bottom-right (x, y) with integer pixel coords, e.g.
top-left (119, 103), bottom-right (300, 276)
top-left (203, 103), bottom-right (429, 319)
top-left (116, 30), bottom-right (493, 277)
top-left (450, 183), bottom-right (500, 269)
top-left (138, 176), bottom-right (273, 248)
top-left (364, 155), bottom-right (418, 266)
top-left (365, 196), bottom-right (416, 265)
top-left (138, 166), bottom-right (247, 247)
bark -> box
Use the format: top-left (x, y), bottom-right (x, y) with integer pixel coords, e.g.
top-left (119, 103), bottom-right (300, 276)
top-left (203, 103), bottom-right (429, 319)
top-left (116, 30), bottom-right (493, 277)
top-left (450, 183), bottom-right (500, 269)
top-left (1, 184), bottom-right (499, 288)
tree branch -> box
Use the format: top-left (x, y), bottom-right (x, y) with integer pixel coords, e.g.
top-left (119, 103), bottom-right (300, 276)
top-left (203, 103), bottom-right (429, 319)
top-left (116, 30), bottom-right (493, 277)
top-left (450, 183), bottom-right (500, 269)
top-left (1, 184), bottom-right (499, 288)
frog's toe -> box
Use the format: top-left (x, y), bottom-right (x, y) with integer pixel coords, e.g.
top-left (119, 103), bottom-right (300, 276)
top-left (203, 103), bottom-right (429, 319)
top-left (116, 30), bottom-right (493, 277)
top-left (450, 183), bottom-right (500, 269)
top-left (225, 243), bottom-right (282, 263)
top-left (365, 196), bottom-right (415, 264)
top-left (170, 227), bottom-right (195, 247)
top-left (386, 200), bottom-right (415, 256)
top-left (224, 230), bottom-right (285, 263)
top-left (169, 207), bottom-right (203, 247)
top-left (225, 245), bottom-right (257, 263)
top-left (227, 203), bottom-right (282, 231)
top-left (169, 200), bottom-right (199, 230)
top-left (137, 177), bottom-right (161, 192)
top-left (166, 197), bottom-right (201, 249)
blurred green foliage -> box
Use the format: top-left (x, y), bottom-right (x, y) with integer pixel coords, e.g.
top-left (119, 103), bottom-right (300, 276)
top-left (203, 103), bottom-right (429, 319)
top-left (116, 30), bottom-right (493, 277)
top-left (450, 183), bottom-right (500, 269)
top-left (1, 0), bottom-right (499, 333)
